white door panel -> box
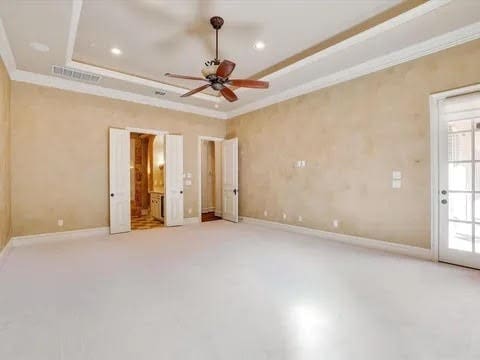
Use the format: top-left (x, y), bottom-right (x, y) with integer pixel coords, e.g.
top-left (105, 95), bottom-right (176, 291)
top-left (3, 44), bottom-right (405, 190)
top-left (222, 138), bottom-right (238, 222)
top-left (109, 128), bottom-right (131, 234)
top-left (439, 92), bottom-right (480, 269)
top-left (165, 135), bottom-right (184, 226)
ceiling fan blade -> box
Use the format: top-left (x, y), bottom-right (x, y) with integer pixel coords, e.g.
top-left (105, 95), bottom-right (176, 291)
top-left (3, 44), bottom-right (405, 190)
top-left (220, 86), bottom-right (238, 102)
top-left (216, 60), bottom-right (236, 78)
top-left (181, 84), bottom-right (211, 97)
top-left (165, 73), bottom-right (206, 81)
top-left (228, 79), bottom-right (269, 89)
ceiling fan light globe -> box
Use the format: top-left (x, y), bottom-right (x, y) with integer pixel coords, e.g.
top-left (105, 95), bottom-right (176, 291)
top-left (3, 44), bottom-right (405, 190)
top-left (201, 65), bottom-right (218, 78)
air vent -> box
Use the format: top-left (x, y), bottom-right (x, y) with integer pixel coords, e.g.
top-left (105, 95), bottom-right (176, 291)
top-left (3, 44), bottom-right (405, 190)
top-left (52, 65), bottom-right (101, 83)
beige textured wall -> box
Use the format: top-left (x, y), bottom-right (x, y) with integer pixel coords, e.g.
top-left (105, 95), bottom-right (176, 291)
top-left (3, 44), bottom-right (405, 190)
top-left (11, 83), bottom-right (226, 236)
top-left (227, 39), bottom-right (480, 249)
top-left (0, 59), bottom-right (11, 250)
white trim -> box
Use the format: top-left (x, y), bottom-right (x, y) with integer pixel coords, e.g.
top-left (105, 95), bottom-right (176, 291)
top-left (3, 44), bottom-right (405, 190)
top-left (184, 217), bottom-right (200, 225)
top-left (11, 70), bottom-right (226, 119)
top-left (429, 83), bottom-right (480, 263)
top-left (0, 18), bottom-right (16, 77)
top-left (197, 136), bottom-right (224, 222)
top-left (241, 217), bottom-right (433, 261)
top-left (126, 127), bottom-right (168, 136)
top-left (227, 22), bottom-right (480, 119)
top-left (68, 60), bottom-right (220, 103)
top-left (248, 0), bottom-right (451, 85)
top-left (10, 227), bottom-right (110, 247)
top-left (0, 238), bottom-right (13, 270)
top-left (65, 0), bottom-right (83, 64)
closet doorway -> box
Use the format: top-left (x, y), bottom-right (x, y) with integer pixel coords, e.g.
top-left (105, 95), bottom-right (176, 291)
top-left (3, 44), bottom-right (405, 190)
top-left (197, 136), bottom-right (238, 223)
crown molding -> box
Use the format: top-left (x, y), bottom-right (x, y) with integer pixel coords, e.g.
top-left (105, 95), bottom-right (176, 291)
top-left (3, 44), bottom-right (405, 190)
top-left (0, 18), bottom-right (16, 77)
top-left (11, 70), bottom-right (227, 119)
top-left (67, 59), bottom-right (220, 103)
top-left (226, 21), bottom-right (480, 119)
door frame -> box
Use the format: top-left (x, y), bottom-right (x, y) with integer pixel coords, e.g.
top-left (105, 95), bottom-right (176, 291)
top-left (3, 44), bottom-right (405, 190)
top-left (121, 126), bottom-right (168, 231)
top-left (197, 135), bottom-right (225, 223)
top-left (429, 83), bottom-right (480, 262)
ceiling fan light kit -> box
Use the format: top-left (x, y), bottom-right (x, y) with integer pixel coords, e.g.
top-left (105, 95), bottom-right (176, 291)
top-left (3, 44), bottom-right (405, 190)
top-left (165, 16), bottom-right (269, 103)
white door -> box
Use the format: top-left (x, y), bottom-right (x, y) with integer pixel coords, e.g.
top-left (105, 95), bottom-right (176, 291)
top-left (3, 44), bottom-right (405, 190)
top-left (109, 128), bottom-right (131, 234)
top-left (165, 134), bottom-right (184, 226)
top-left (439, 92), bottom-right (480, 269)
top-left (222, 138), bottom-right (238, 222)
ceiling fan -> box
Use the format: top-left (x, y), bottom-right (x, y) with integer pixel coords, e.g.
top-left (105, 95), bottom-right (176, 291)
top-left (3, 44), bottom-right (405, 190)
top-left (164, 16), bottom-right (269, 103)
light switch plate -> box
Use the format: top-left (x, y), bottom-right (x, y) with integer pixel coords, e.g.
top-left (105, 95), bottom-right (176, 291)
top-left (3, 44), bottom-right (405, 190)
top-left (392, 171), bottom-right (402, 180)
top-left (185, 179), bottom-right (192, 186)
top-left (392, 179), bottom-right (401, 189)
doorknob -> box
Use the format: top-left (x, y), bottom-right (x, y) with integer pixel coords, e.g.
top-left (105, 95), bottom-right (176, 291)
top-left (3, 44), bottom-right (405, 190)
top-left (233, 189), bottom-right (237, 195)
top-left (441, 199), bottom-right (447, 204)
top-left (110, 193), bottom-right (114, 197)
top-left (180, 190), bottom-right (183, 194)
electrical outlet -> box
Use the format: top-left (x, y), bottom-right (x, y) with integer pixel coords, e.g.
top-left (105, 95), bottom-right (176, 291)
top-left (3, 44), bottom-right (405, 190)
top-left (282, 213), bottom-right (287, 220)
top-left (298, 215), bottom-right (303, 222)
top-left (57, 219), bottom-right (64, 227)
top-left (264, 210), bottom-right (268, 217)
top-left (333, 219), bottom-right (339, 228)
top-left (188, 208), bottom-right (192, 214)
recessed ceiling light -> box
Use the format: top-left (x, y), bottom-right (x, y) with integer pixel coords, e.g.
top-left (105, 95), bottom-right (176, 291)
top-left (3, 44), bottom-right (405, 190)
top-left (110, 47), bottom-right (122, 56)
top-left (254, 41), bottom-right (265, 50)
top-left (29, 42), bottom-right (50, 52)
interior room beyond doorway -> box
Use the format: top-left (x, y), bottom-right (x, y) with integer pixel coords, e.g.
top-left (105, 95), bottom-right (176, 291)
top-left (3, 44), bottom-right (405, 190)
top-left (130, 132), bottom-right (165, 230)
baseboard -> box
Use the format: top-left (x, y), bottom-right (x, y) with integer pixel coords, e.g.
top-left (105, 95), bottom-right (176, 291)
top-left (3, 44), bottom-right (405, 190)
top-left (0, 237), bottom-right (13, 269)
top-left (201, 207), bottom-right (216, 213)
top-left (241, 217), bottom-right (433, 261)
top-left (184, 217), bottom-right (201, 225)
top-left (10, 227), bottom-right (110, 247)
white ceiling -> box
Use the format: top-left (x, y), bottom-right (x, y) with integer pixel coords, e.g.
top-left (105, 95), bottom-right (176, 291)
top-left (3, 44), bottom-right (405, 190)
top-left (0, 0), bottom-right (479, 119)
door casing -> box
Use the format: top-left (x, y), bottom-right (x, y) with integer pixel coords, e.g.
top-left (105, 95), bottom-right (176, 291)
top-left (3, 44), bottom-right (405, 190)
top-left (429, 83), bottom-right (480, 262)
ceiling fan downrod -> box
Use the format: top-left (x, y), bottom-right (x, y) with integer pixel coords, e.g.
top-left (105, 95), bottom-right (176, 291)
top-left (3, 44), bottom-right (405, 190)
top-left (210, 16), bottom-right (224, 65)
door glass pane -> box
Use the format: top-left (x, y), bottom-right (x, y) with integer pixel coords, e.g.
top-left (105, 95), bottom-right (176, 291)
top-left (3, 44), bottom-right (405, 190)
top-left (449, 193), bottom-right (472, 221)
top-left (476, 225), bottom-right (480, 254)
top-left (448, 119), bottom-right (471, 132)
top-left (475, 132), bottom-right (480, 159)
top-left (449, 222), bottom-right (472, 251)
top-left (475, 194), bottom-right (480, 223)
top-left (449, 163), bottom-right (472, 191)
top-left (448, 132), bottom-right (472, 161)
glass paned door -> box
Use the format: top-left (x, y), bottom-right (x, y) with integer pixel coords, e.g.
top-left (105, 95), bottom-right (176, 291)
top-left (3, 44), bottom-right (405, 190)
top-left (439, 94), bottom-right (480, 269)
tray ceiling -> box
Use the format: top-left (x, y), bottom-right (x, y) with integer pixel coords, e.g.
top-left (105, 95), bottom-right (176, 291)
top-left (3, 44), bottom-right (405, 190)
top-left (0, 0), bottom-right (479, 119)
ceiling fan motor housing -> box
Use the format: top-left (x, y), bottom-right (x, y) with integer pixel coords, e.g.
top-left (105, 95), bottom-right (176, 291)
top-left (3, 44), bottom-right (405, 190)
top-left (201, 64), bottom-right (219, 78)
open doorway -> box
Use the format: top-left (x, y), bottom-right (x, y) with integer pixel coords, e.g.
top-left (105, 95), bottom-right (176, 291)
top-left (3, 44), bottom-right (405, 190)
top-left (129, 132), bottom-right (165, 230)
top-left (200, 139), bottom-right (222, 222)
top-left (109, 128), bottom-right (184, 234)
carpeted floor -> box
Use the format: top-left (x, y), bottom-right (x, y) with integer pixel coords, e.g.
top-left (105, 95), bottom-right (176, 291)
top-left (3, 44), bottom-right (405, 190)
top-left (1, 221), bottom-right (479, 359)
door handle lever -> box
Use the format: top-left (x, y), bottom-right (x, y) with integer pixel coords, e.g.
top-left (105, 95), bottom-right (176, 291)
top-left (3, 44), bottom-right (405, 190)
top-left (233, 189), bottom-right (237, 195)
